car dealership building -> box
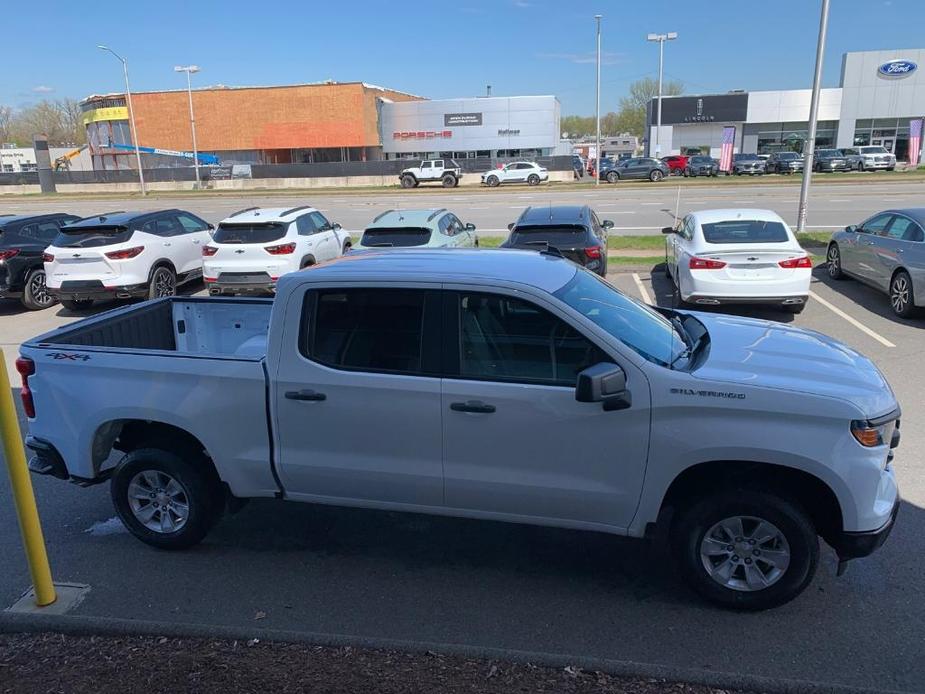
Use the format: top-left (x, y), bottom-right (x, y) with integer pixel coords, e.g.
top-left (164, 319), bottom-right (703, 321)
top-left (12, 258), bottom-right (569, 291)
top-left (646, 49), bottom-right (925, 162)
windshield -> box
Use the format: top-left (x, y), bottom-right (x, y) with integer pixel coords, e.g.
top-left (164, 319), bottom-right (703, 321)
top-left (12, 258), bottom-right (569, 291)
top-left (691, 156), bottom-right (712, 163)
top-left (701, 220), bottom-right (790, 244)
top-left (553, 269), bottom-right (686, 367)
top-left (361, 227), bottom-right (432, 247)
top-left (816, 150), bottom-right (841, 156)
top-left (860, 146), bottom-right (888, 154)
top-left (213, 223), bottom-right (287, 244)
top-left (52, 226), bottom-right (133, 248)
top-left (510, 225), bottom-right (587, 247)
top-left (735, 154), bottom-right (759, 161)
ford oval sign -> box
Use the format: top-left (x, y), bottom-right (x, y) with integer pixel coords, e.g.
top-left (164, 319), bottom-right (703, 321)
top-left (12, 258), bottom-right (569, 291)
top-left (878, 59), bottom-right (918, 78)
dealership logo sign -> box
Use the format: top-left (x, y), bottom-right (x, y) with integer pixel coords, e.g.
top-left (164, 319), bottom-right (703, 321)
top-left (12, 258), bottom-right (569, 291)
top-left (497, 128), bottom-right (520, 136)
top-left (392, 130), bottom-right (452, 140)
top-left (683, 97), bottom-right (715, 122)
top-left (878, 59), bottom-right (917, 78)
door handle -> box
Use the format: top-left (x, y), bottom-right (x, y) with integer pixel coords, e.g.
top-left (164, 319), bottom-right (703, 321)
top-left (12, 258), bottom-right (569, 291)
top-left (193, 239), bottom-right (201, 245)
top-left (163, 242), bottom-right (171, 247)
top-left (450, 400), bottom-right (496, 414)
top-left (285, 389), bottom-right (326, 402)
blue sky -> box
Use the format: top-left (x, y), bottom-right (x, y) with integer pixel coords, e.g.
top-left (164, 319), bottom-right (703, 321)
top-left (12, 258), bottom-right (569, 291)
top-left (4, 0), bottom-right (921, 115)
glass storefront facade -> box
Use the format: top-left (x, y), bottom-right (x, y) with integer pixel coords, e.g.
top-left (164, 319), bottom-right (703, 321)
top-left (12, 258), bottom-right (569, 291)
top-left (747, 121), bottom-right (837, 154)
top-left (852, 118), bottom-right (912, 160)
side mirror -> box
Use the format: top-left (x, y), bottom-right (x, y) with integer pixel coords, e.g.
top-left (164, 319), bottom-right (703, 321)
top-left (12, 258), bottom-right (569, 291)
top-left (601, 219), bottom-right (614, 229)
top-left (661, 226), bottom-right (675, 235)
top-left (507, 222), bottom-right (515, 231)
top-left (332, 222), bottom-right (342, 231)
top-left (207, 223), bottom-right (215, 230)
top-left (465, 222), bottom-right (476, 231)
top-left (575, 362), bottom-right (631, 411)
top-left (845, 224), bottom-right (857, 233)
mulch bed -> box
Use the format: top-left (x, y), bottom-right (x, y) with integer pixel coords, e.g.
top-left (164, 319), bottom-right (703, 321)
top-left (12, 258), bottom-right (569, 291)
top-left (0, 632), bottom-right (757, 694)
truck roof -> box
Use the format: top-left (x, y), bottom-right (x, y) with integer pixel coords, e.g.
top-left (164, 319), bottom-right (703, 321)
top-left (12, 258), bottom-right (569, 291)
top-left (279, 248), bottom-right (578, 294)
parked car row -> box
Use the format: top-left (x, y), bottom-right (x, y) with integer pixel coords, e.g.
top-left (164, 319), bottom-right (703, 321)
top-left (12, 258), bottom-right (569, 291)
top-left (396, 159), bottom-right (552, 189)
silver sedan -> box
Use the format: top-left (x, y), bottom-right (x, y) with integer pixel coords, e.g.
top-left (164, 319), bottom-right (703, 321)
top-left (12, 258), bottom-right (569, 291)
top-left (826, 208), bottom-right (925, 317)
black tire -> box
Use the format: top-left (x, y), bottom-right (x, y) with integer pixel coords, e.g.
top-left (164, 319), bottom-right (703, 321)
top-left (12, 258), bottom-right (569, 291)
top-left (148, 265), bottom-right (176, 300)
top-left (441, 173), bottom-right (456, 188)
top-left (858, 161), bottom-right (866, 172)
top-left (649, 169), bottom-right (664, 182)
top-left (886, 166), bottom-right (895, 172)
top-left (110, 447), bottom-right (222, 550)
top-left (527, 174), bottom-right (540, 186)
top-left (606, 171), bottom-right (619, 184)
top-left (22, 268), bottom-right (57, 311)
top-left (400, 175), bottom-right (416, 189)
top-left (671, 489), bottom-right (819, 610)
top-left (61, 298), bottom-right (94, 311)
top-left (890, 270), bottom-right (919, 318)
top-left (342, 242), bottom-right (351, 256)
top-left (486, 175), bottom-right (500, 188)
top-left (826, 243), bottom-right (846, 280)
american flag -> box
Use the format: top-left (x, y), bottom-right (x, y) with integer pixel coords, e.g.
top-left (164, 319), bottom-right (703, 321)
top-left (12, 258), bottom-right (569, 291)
top-left (719, 126), bottom-right (736, 172)
top-left (910, 119), bottom-right (923, 167)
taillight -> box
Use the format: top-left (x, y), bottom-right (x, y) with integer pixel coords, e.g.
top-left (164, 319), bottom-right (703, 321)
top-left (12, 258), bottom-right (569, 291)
top-left (105, 246), bottom-right (145, 260)
top-left (0, 249), bottom-right (20, 261)
top-left (202, 245), bottom-right (218, 257)
top-left (15, 357), bottom-right (36, 418)
top-left (265, 243), bottom-right (296, 255)
top-left (42, 252), bottom-right (55, 263)
top-left (584, 246), bottom-right (602, 259)
top-left (778, 256), bottom-right (813, 269)
top-left (689, 257), bottom-right (727, 270)
top-left (204, 277), bottom-right (217, 283)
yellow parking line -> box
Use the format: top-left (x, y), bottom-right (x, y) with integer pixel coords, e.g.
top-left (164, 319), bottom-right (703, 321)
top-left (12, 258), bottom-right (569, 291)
top-left (808, 290), bottom-right (895, 348)
top-left (632, 273), bottom-right (653, 305)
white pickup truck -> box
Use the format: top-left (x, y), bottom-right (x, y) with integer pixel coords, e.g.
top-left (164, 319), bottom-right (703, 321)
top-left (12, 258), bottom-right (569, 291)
top-left (20, 249), bottom-right (900, 609)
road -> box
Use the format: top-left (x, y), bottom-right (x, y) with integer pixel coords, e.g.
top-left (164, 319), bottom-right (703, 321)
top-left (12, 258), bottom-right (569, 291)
top-left (1, 260), bottom-right (923, 691)
top-left (1, 177), bottom-right (923, 236)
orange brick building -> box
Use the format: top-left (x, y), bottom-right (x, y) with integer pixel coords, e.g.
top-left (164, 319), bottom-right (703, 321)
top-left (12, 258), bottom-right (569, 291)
top-left (80, 82), bottom-right (423, 170)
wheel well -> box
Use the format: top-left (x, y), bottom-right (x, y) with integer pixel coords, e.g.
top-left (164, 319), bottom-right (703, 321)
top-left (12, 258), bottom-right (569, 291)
top-left (659, 461), bottom-right (843, 542)
top-left (299, 255), bottom-right (316, 269)
top-left (889, 266), bottom-right (910, 285)
top-left (95, 420), bottom-right (218, 483)
top-left (401, 173), bottom-right (417, 180)
top-left (149, 259), bottom-right (177, 280)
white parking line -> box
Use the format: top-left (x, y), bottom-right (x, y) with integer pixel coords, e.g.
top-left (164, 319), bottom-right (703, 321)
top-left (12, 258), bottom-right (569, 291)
top-left (809, 290), bottom-right (895, 347)
top-left (631, 273), bottom-right (653, 304)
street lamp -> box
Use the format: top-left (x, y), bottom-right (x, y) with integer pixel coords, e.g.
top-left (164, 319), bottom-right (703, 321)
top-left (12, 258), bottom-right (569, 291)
top-left (97, 45), bottom-right (146, 195)
top-left (174, 65), bottom-right (201, 188)
top-left (646, 31), bottom-right (678, 157)
top-left (594, 14), bottom-right (602, 186)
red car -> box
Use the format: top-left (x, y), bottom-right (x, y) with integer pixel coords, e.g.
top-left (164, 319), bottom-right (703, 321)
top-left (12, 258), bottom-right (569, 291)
top-left (661, 155), bottom-right (688, 175)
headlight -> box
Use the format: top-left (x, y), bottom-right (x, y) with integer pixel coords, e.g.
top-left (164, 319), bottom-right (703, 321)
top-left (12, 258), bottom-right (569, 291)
top-left (851, 419), bottom-right (898, 448)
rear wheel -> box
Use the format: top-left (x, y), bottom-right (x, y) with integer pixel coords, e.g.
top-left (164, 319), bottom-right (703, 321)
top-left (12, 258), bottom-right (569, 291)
top-left (22, 268), bottom-right (56, 310)
top-left (826, 243), bottom-right (845, 280)
top-left (441, 173), bottom-right (456, 188)
top-left (111, 447), bottom-right (222, 550)
top-left (671, 490), bottom-right (819, 610)
top-left (527, 173), bottom-right (540, 186)
top-left (890, 270), bottom-right (918, 318)
top-left (61, 298), bottom-right (94, 311)
top-left (148, 266), bottom-right (176, 300)
top-left (858, 161), bottom-right (866, 172)
top-left (400, 175), bottom-right (416, 189)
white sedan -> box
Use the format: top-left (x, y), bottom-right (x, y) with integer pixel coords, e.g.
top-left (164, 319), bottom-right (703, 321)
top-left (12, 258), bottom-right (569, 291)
top-left (481, 161), bottom-right (548, 187)
top-left (663, 209), bottom-right (812, 313)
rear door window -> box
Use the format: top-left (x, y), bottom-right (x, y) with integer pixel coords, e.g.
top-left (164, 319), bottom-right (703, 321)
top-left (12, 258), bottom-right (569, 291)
top-left (883, 217), bottom-right (925, 242)
top-left (213, 223), bottom-right (288, 244)
top-left (309, 211), bottom-right (330, 231)
top-left (296, 215), bottom-right (315, 236)
top-left (12, 220), bottom-right (62, 243)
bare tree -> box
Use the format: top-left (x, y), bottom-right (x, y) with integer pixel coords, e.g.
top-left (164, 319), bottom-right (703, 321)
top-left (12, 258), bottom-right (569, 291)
top-left (9, 99), bottom-right (86, 146)
top-left (55, 98), bottom-right (85, 146)
top-left (0, 105), bottom-right (13, 143)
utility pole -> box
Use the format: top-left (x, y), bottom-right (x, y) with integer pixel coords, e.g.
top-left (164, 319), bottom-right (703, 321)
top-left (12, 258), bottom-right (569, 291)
top-left (595, 14), bottom-right (602, 186)
top-left (797, 0), bottom-right (831, 232)
top-left (647, 32), bottom-right (678, 157)
top-left (175, 65), bottom-right (202, 188)
top-left (98, 45), bottom-right (146, 195)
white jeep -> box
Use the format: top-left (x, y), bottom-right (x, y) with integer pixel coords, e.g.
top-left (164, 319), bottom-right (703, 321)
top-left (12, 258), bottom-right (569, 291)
top-left (399, 159), bottom-right (462, 189)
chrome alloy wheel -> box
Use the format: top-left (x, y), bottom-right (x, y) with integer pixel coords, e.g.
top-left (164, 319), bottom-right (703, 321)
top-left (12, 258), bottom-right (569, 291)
top-left (127, 470), bottom-right (190, 533)
top-left (700, 515), bottom-right (791, 592)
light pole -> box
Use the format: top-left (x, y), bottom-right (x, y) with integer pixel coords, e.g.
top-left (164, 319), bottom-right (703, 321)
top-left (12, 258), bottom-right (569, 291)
top-left (595, 14), bottom-right (602, 186)
top-left (175, 65), bottom-right (201, 187)
top-left (97, 45), bottom-right (146, 196)
top-left (646, 32), bottom-right (678, 157)
top-left (797, 0), bottom-right (831, 232)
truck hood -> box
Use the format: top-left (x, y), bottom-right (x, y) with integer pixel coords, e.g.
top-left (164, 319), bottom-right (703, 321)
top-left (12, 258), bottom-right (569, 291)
top-left (690, 312), bottom-right (896, 416)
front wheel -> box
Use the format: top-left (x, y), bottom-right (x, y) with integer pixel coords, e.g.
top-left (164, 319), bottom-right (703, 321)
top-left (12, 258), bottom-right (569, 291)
top-left (606, 171), bottom-right (619, 184)
top-left (527, 174), bottom-right (540, 186)
top-left (342, 242), bottom-right (351, 256)
top-left (672, 490), bottom-right (819, 610)
top-left (486, 175), bottom-right (500, 188)
top-left (890, 270), bottom-right (919, 318)
top-left (649, 169), bottom-right (664, 182)
top-left (110, 447), bottom-right (222, 550)
top-left (148, 266), bottom-right (177, 300)
top-left (22, 268), bottom-right (57, 310)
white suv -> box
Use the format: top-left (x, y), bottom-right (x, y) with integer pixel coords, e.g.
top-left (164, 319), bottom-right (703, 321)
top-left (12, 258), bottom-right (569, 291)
top-left (481, 161), bottom-right (549, 187)
top-left (203, 206), bottom-right (350, 295)
top-left (44, 209), bottom-right (212, 310)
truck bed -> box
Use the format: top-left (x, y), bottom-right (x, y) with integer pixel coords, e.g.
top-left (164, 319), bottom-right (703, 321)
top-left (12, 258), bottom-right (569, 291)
top-left (29, 297), bottom-right (272, 359)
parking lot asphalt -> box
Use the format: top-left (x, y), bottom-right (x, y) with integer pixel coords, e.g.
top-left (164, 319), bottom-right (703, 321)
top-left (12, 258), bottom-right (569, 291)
top-left (1, 262), bottom-right (923, 692)
top-left (1, 177), bottom-right (923, 237)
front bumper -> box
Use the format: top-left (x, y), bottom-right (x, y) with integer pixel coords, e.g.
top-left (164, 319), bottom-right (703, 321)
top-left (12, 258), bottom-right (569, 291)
top-left (830, 496), bottom-right (900, 560)
top-left (861, 159), bottom-right (894, 169)
top-left (48, 279), bottom-right (148, 301)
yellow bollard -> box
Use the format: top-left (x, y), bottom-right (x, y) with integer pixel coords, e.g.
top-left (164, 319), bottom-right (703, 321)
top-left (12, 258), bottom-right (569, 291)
top-left (0, 348), bottom-right (56, 607)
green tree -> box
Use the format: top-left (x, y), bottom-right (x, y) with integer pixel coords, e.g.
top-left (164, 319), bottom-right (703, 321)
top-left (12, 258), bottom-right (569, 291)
top-left (615, 77), bottom-right (684, 138)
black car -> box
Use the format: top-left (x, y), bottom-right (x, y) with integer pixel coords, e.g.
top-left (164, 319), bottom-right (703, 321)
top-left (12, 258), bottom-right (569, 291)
top-left (501, 205), bottom-right (613, 276)
top-left (598, 157), bottom-right (669, 183)
top-left (684, 156), bottom-right (720, 177)
top-left (812, 149), bottom-right (849, 173)
top-left (731, 153), bottom-right (766, 176)
top-left (767, 151), bottom-right (804, 174)
top-left (0, 213), bottom-right (81, 310)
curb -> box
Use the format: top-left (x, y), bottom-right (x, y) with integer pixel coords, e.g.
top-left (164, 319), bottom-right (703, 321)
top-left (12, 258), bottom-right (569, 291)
top-left (0, 612), bottom-right (906, 694)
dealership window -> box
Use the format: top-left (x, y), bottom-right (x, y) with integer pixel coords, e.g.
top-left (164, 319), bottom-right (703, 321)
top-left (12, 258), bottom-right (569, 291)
top-left (754, 121), bottom-right (835, 154)
top-left (20, 163), bottom-right (37, 172)
top-left (852, 118), bottom-right (914, 157)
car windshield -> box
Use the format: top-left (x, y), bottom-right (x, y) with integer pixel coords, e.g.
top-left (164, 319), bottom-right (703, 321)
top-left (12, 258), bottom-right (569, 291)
top-left (817, 150), bottom-right (841, 156)
top-left (510, 225), bottom-right (587, 247)
top-left (361, 227), bottom-right (432, 247)
top-left (701, 220), bottom-right (790, 244)
top-left (553, 269), bottom-right (687, 368)
top-left (213, 223), bottom-right (287, 244)
top-left (52, 226), bottom-right (134, 248)
top-left (691, 156), bottom-right (712, 163)
top-left (861, 146), bottom-right (888, 154)
top-left (777, 152), bottom-right (800, 159)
